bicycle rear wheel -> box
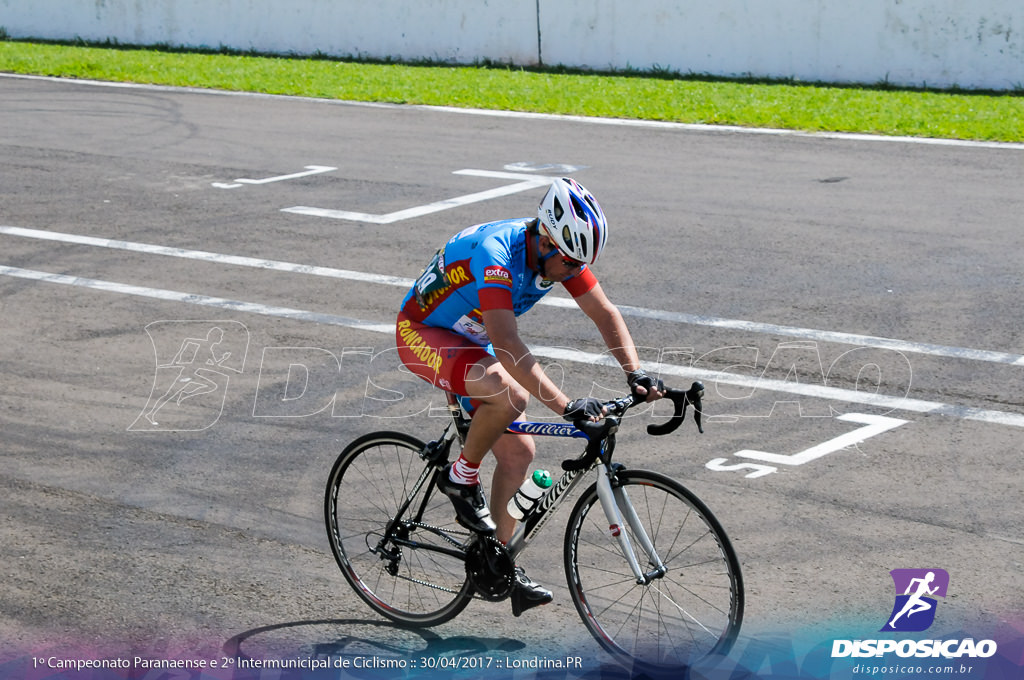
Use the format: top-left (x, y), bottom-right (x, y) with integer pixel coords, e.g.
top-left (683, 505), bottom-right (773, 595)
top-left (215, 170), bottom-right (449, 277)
top-left (325, 431), bottom-right (473, 626)
top-left (564, 469), bottom-right (743, 673)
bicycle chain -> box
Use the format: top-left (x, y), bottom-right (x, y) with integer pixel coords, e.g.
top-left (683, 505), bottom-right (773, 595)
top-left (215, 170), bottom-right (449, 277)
top-left (391, 572), bottom-right (463, 595)
top-left (401, 520), bottom-right (471, 548)
top-left (384, 522), bottom-right (513, 601)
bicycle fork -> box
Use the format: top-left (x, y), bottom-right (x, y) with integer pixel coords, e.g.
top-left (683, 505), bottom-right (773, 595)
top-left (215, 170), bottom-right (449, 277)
top-left (595, 467), bottom-right (668, 585)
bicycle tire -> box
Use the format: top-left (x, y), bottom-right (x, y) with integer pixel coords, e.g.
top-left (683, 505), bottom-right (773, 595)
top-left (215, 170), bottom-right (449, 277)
top-left (325, 431), bottom-right (473, 626)
top-left (564, 469), bottom-right (744, 673)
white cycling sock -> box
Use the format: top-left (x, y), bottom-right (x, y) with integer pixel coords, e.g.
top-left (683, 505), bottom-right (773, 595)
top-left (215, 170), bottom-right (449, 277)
top-left (450, 454), bottom-right (480, 485)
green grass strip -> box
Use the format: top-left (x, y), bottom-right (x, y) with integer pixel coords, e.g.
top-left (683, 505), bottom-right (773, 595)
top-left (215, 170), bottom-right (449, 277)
top-left (2, 40), bottom-right (1022, 142)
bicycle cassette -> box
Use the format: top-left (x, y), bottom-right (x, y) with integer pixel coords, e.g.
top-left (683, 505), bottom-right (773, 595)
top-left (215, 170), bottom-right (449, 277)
top-left (465, 535), bottom-right (514, 601)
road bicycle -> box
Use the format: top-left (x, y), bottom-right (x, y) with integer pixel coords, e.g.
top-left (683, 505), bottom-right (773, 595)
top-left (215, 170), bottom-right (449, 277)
top-left (325, 382), bottom-right (744, 673)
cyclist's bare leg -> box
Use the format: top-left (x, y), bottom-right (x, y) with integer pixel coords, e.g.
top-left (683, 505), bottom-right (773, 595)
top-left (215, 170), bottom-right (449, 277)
top-left (491, 432), bottom-right (536, 543)
top-left (457, 357), bottom-right (534, 542)
top-left (461, 357), bottom-right (553, 612)
top-left (459, 356), bottom-right (529, 466)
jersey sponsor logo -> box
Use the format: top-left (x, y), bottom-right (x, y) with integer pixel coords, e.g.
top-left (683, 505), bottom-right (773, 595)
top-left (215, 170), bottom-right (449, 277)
top-left (446, 264), bottom-right (471, 286)
top-left (483, 265), bottom-right (513, 288)
top-left (415, 262), bottom-right (472, 311)
top-left (396, 319), bottom-right (444, 374)
top-left (452, 315), bottom-right (489, 344)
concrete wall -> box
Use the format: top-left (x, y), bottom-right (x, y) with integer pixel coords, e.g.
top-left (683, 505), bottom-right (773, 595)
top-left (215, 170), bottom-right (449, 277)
top-left (0, 1), bottom-right (540, 65)
top-left (1, 1), bottom-right (1021, 90)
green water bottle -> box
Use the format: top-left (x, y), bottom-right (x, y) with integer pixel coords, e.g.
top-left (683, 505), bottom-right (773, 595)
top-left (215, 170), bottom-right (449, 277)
top-left (507, 469), bottom-right (553, 520)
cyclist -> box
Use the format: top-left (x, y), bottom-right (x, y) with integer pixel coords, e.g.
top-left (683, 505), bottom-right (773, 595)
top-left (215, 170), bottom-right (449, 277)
top-left (396, 178), bottom-right (664, 615)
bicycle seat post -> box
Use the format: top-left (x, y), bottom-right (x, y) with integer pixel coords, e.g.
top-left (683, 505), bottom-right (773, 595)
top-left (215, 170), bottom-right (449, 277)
top-left (445, 391), bottom-right (472, 441)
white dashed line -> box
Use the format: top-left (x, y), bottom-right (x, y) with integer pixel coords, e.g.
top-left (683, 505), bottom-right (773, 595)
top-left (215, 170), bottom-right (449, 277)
top-left (2, 263), bottom-right (1023, 428)
top-left (3, 224), bottom-right (1022, 367)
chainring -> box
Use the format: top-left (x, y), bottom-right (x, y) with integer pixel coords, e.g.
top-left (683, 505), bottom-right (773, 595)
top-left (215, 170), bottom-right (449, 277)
top-left (465, 535), bottom-right (515, 601)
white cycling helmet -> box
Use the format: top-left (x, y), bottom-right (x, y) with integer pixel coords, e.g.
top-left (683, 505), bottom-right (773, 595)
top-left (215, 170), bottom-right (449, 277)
top-left (537, 178), bottom-right (609, 265)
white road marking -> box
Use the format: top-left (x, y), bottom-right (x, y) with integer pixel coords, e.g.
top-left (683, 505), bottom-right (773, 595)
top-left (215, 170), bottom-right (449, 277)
top-left (282, 169), bottom-right (551, 223)
top-left (3, 224), bottom-right (1022, 367)
top-left (707, 413), bottom-right (910, 478)
top-left (212, 165), bottom-right (336, 189)
top-left (0, 265), bottom-right (395, 334)
top-left (0, 225), bottom-right (412, 287)
top-left (2, 263), bottom-right (1024, 428)
top-left (541, 296), bottom-right (1024, 366)
top-left (536, 345), bottom-right (1024, 428)
top-left (4, 73), bottom-right (1023, 151)
top-left (435, 106), bottom-right (1024, 152)
top-left (733, 413), bottom-right (909, 466)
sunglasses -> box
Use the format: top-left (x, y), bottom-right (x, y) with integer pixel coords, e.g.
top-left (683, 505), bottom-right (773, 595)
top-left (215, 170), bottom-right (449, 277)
top-left (560, 255), bottom-right (585, 269)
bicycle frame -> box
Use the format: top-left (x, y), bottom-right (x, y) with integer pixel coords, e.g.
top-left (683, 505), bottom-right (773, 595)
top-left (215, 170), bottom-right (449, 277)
top-left (328, 379), bottom-right (739, 667)
top-left (435, 392), bottom-right (667, 585)
top-left (512, 435), bottom-right (667, 586)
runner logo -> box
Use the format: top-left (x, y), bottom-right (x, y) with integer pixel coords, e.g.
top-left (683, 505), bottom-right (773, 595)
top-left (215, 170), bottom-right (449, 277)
top-left (832, 567), bottom-right (997, 659)
top-left (130, 321), bottom-right (249, 432)
top-left (881, 568), bottom-right (949, 632)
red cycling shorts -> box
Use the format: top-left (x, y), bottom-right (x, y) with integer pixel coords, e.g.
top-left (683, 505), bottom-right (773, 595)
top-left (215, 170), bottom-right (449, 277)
top-left (395, 311), bottom-right (492, 396)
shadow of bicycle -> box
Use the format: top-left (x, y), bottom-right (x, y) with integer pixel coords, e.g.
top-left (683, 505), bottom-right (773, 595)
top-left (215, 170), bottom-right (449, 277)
top-left (222, 618), bottom-right (642, 679)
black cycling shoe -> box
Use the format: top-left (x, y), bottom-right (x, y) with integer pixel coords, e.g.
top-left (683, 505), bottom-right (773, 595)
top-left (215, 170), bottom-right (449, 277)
top-left (510, 566), bottom-right (553, 617)
top-left (436, 464), bottom-right (497, 534)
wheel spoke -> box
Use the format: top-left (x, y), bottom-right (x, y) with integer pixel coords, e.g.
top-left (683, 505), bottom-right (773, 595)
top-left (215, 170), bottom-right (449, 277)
top-left (566, 470), bottom-right (743, 671)
top-left (325, 432), bottom-right (471, 626)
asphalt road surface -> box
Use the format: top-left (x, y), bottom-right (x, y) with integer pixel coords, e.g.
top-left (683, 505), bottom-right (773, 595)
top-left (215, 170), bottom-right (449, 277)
top-left (1, 74), bottom-right (1022, 678)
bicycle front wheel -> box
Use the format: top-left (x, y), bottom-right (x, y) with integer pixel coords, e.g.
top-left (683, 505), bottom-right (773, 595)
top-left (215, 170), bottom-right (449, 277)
top-left (564, 469), bottom-right (743, 672)
top-left (325, 431), bottom-right (473, 626)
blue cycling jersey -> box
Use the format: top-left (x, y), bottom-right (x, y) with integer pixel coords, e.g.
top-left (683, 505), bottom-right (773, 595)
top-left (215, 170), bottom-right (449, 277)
top-left (399, 219), bottom-right (593, 346)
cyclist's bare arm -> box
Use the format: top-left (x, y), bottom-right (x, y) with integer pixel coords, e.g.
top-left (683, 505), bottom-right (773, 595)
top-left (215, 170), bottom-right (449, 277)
top-left (573, 282), bottom-right (640, 370)
top-left (573, 283), bottom-right (664, 401)
top-left (481, 307), bottom-right (572, 415)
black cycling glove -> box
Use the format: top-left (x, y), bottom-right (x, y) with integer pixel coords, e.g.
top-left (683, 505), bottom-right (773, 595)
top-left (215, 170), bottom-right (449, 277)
top-left (628, 369), bottom-right (664, 401)
top-left (563, 397), bottom-right (605, 422)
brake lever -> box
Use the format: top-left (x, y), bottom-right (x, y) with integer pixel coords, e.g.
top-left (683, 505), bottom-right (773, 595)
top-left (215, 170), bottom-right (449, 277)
top-left (561, 380), bottom-right (705, 470)
top-left (646, 381), bottom-right (705, 436)
top-left (690, 382), bottom-right (705, 433)
top-left (561, 416), bottom-right (619, 471)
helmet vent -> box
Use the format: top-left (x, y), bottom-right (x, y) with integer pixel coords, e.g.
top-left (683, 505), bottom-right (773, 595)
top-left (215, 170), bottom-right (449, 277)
top-left (552, 198), bottom-right (564, 222)
top-left (570, 197), bottom-right (589, 222)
